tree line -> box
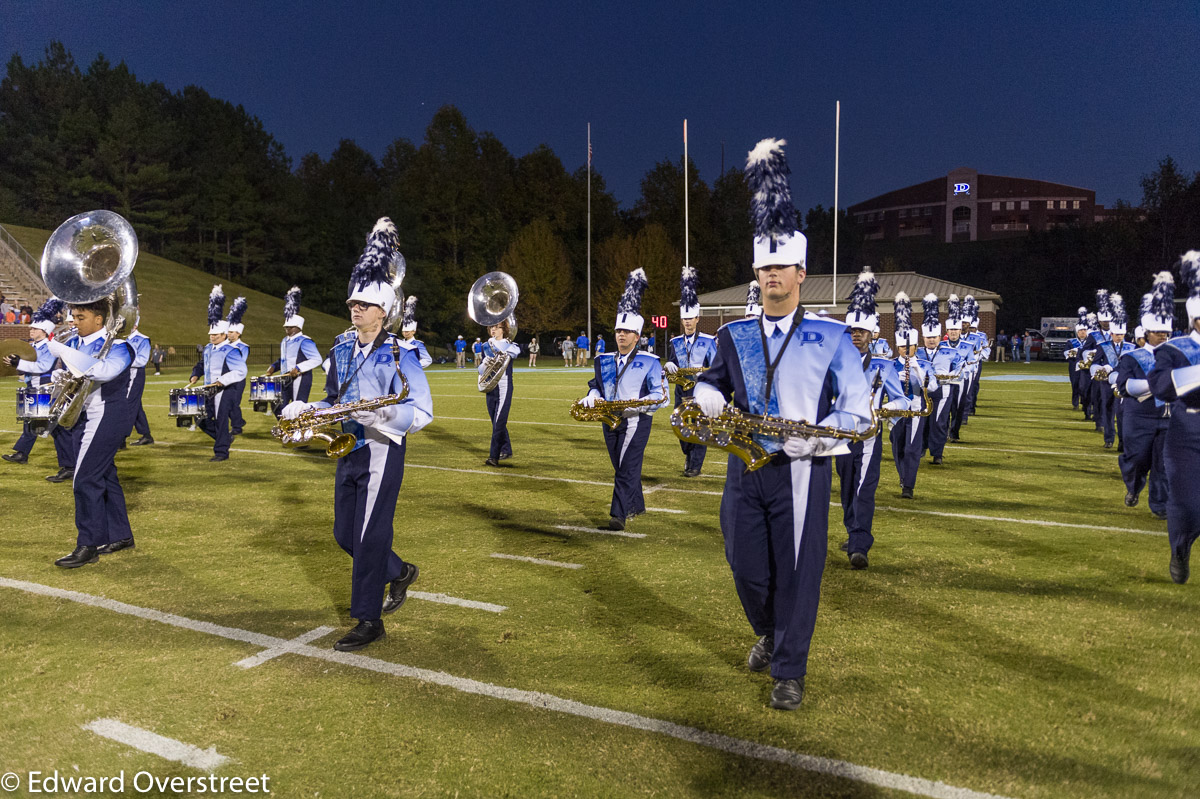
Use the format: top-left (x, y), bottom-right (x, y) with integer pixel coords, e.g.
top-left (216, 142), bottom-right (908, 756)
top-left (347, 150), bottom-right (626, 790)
top-left (2, 43), bottom-right (1197, 340)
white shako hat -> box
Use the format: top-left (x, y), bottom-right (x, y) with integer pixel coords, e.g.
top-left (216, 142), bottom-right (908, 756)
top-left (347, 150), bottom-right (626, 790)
top-left (226, 297), bottom-right (247, 334)
top-left (744, 280), bottom-right (762, 318)
top-left (346, 217), bottom-right (401, 315)
top-left (1108, 293), bottom-right (1127, 335)
top-left (30, 296), bottom-right (64, 334)
top-left (208, 284), bottom-right (229, 335)
top-left (921, 293), bottom-right (941, 338)
top-left (1141, 271), bottom-right (1175, 333)
top-left (401, 295), bottom-right (418, 333)
top-left (845, 269), bottom-right (880, 332)
top-left (1075, 306), bottom-right (1088, 332)
top-left (746, 138), bottom-right (807, 271)
top-left (679, 266), bottom-right (700, 320)
top-left (614, 268), bottom-right (648, 334)
top-left (283, 286), bottom-right (305, 329)
top-left (893, 292), bottom-right (918, 346)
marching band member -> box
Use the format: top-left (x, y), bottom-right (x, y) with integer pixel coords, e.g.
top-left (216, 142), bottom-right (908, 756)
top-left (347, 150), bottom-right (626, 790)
top-left (1091, 294), bottom-right (1134, 450)
top-left (945, 296), bottom-right (974, 443)
top-left (837, 270), bottom-right (907, 569)
top-left (44, 322), bottom-right (81, 483)
top-left (188, 286), bottom-right (247, 462)
top-left (124, 324), bottom-right (154, 447)
top-left (1118, 276), bottom-right (1173, 519)
top-left (1065, 309), bottom-right (1090, 416)
top-left (890, 293), bottom-right (937, 499)
top-left (281, 218), bottom-right (433, 649)
top-left (225, 297), bottom-right (249, 435)
top-left (744, 280), bottom-right (762, 318)
top-left (666, 266), bottom-right (717, 477)
top-left (3, 297), bottom-right (61, 464)
top-left (579, 268), bottom-right (667, 531)
top-left (45, 298), bottom-right (137, 566)
top-left (399, 296), bottom-right (432, 368)
top-left (267, 286), bottom-right (321, 415)
top-left (963, 296), bottom-right (989, 415)
top-left (917, 293), bottom-right (962, 465)
top-left (481, 317), bottom-right (520, 467)
top-left (1082, 291), bottom-right (1114, 430)
top-left (869, 328), bottom-right (893, 358)
top-left (1149, 251), bottom-right (1200, 584)
top-left (693, 139), bottom-right (873, 710)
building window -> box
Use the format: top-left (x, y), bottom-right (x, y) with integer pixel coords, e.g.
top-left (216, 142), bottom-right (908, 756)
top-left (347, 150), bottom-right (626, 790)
top-left (924, 206), bottom-right (931, 216)
top-left (1047, 200), bottom-right (1054, 209)
top-left (1072, 200), bottom-right (1080, 209)
top-left (1020, 200), bottom-right (1029, 210)
top-left (1006, 201), bottom-right (1015, 210)
top-left (992, 201), bottom-right (1000, 211)
top-left (899, 208), bottom-right (907, 218)
top-left (1059, 200), bottom-right (1067, 209)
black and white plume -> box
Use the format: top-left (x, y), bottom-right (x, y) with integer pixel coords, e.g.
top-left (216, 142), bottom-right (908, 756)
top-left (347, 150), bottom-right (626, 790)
top-left (963, 294), bottom-right (978, 323)
top-left (1180, 251), bottom-right (1200, 322)
top-left (679, 266), bottom-right (699, 318)
top-left (283, 286), bottom-right (301, 321)
top-left (1095, 288), bottom-right (1113, 321)
top-left (921, 293), bottom-right (941, 336)
top-left (1144, 271), bottom-right (1175, 332)
top-left (350, 218), bottom-right (398, 294)
top-left (745, 138), bottom-right (795, 243)
top-left (946, 293), bottom-right (962, 329)
top-left (893, 292), bottom-right (913, 334)
top-left (226, 297), bottom-right (247, 327)
top-left (745, 280), bottom-right (762, 317)
top-left (208, 284), bottom-right (225, 328)
top-left (1077, 306), bottom-right (1088, 329)
top-left (845, 269), bottom-right (879, 330)
top-left (402, 295), bottom-right (418, 331)
top-left (1086, 311), bottom-right (1098, 330)
top-left (1110, 293), bottom-right (1126, 330)
top-left (618, 268), bottom-right (648, 315)
top-left (32, 297), bottom-right (65, 324)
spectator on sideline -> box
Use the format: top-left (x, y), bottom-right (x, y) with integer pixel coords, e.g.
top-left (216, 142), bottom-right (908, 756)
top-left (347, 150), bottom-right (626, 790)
top-left (648, 332), bottom-right (656, 355)
top-left (528, 336), bottom-right (540, 367)
top-left (454, 335), bottom-right (467, 368)
top-left (560, 336), bottom-right (572, 366)
top-left (995, 330), bottom-right (1008, 362)
top-left (473, 337), bottom-right (483, 366)
top-left (151, 345), bottom-right (165, 374)
top-left (595, 336), bottom-right (606, 357)
top-left (1012, 332), bottom-right (1022, 362)
top-left (575, 330), bottom-right (589, 367)
top-left (639, 333), bottom-right (648, 351)
top-left (1024, 332), bottom-right (1033, 363)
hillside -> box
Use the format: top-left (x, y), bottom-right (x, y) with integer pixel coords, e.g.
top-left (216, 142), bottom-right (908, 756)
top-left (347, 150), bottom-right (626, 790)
top-left (2, 223), bottom-right (351, 354)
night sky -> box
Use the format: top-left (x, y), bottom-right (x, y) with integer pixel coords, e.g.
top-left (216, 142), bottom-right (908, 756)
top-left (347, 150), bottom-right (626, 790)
top-left (3, 1), bottom-right (1196, 213)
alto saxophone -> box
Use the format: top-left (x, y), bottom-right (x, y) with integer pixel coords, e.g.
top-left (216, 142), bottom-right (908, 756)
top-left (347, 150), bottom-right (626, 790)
top-left (272, 340), bottom-right (410, 458)
top-left (663, 367), bottom-right (705, 391)
top-left (570, 396), bottom-right (665, 428)
top-left (671, 400), bottom-right (878, 472)
top-left (877, 382), bottom-right (933, 419)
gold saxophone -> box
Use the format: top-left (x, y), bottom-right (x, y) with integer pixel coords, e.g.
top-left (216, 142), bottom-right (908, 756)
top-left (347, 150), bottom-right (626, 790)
top-left (663, 367), bottom-right (705, 391)
top-left (570, 396), bottom-right (664, 428)
top-left (877, 382), bottom-right (932, 419)
top-left (272, 340), bottom-right (410, 458)
top-left (671, 401), bottom-right (878, 472)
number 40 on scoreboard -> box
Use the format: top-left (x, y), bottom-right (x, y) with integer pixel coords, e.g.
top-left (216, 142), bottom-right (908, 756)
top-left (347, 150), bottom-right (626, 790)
top-left (651, 315), bottom-right (668, 329)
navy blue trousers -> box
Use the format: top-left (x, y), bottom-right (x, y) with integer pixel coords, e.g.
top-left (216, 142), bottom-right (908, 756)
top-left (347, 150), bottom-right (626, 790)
top-left (53, 424), bottom-right (77, 468)
top-left (924, 387), bottom-right (953, 459)
top-left (275, 372), bottom-right (313, 417)
top-left (1164, 412), bottom-right (1200, 562)
top-left (968, 362), bottom-right (983, 413)
top-left (674, 386), bottom-right (708, 473)
top-left (73, 402), bottom-right (134, 547)
top-left (835, 432), bottom-right (883, 554)
top-left (1119, 408), bottom-right (1169, 515)
top-left (1096, 384), bottom-right (1116, 445)
top-left (948, 384), bottom-right (965, 438)
top-left (890, 416), bottom-right (926, 490)
top-left (228, 379), bottom-right (246, 433)
top-left (13, 420), bottom-right (41, 457)
top-left (127, 367), bottom-right (150, 438)
top-left (719, 452), bottom-right (832, 680)
top-left (200, 387), bottom-right (237, 457)
top-left (485, 376), bottom-right (513, 461)
top-left (1069, 361), bottom-right (1085, 409)
top-left (1090, 379), bottom-right (1105, 430)
top-left (603, 414), bottom-right (652, 520)
top-left (333, 439), bottom-right (409, 621)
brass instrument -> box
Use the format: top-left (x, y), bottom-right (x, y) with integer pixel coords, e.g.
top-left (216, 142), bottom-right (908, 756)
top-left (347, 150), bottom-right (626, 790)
top-left (1093, 365), bottom-right (1112, 382)
top-left (671, 400), bottom-right (878, 472)
top-left (570, 396), bottom-right (664, 428)
top-left (664, 367), bottom-right (705, 391)
top-left (272, 341), bottom-right (410, 458)
top-left (1076, 350), bottom-right (1096, 372)
top-left (877, 382), bottom-right (932, 419)
top-left (935, 373), bottom-right (963, 386)
top-left (41, 210), bottom-right (139, 432)
top-left (468, 271), bottom-right (519, 392)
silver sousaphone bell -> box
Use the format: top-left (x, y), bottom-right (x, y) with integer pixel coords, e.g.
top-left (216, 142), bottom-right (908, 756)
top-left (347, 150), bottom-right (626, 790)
top-left (468, 271), bottom-right (519, 392)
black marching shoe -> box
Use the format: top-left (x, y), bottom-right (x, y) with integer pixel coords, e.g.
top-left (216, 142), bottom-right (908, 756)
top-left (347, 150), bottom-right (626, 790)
top-left (484, 457), bottom-right (500, 467)
top-left (682, 468), bottom-right (701, 478)
top-left (2, 451), bottom-right (28, 464)
top-left (130, 436), bottom-right (154, 446)
top-left (747, 635), bottom-right (774, 672)
top-left (838, 540), bottom-right (848, 552)
top-left (498, 452), bottom-right (512, 461)
top-left (231, 429), bottom-right (243, 436)
top-left (849, 551), bottom-right (869, 570)
top-left (1169, 552), bottom-right (1190, 585)
top-left (382, 563), bottom-right (420, 614)
top-left (1103, 441), bottom-right (1113, 450)
top-left (209, 454), bottom-right (228, 462)
top-left (1152, 509), bottom-right (1168, 520)
top-left (901, 486), bottom-right (914, 500)
top-left (45, 467), bottom-right (74, 483)
top-left (770, 677), bottom-right (805, 711)
top-left (1124, 491), bottom-right (1138, 507)
top-left (333, 619), bottom-right (386, 651)
top-left (55, 545), bottom-right (99, 569)
top-left (605, 516), bottom-right (625, 531)
top-left (931, 456), bottom-right (943, 465)
top-left (97, 537), bottom-right (135, 555)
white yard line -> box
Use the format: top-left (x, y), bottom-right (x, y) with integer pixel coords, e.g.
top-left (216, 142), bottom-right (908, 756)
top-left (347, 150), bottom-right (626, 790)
top-left (233, 625), bottom-right (337, 669)
top-left (490, 553), bottom-right (583, 570)
top-left (5, 578), bottom-right (1013, 799)
top-left (81, 718), bottom-right (231, 770)
top-left (870, 504), bottom-right (1167, 537)
top-left (945, 445), bottom-right (1114, 459)
top-left (645, 507), bottom-right (685, 514)
top-left (409, 591), bottom-right (507, 613)
top-left (554, 524), bottom-right (647, 539)
top-left (437, 414), bottom-right (581, 428)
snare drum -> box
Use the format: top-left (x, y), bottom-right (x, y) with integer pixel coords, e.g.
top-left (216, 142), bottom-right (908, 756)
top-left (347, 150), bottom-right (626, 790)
top-left (168, 387), bottom-right (210, 427)
top-left (251, 375), bottom-right (282, 413)
top-left (16, 386), bottom-right (53, 421)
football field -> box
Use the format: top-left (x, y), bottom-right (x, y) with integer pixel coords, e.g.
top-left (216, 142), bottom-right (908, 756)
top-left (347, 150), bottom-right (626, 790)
top-left (0, 362), bottom-right (1196, 799)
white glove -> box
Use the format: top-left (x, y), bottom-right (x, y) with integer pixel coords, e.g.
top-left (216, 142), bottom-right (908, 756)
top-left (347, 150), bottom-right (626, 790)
top-left (694, 390), bottom-right (726, 419)
top-left (281, 401), bottom-right (312, 420)
top-left (350, 409), bottom-right (379, 426)
top-left (813, 437), bottom-right (851, 457)
top-left (579, 394), bottom-right (599, 408)
top-left (881, 398), bottom-right (908, 412)
top-left (621, 406), bottom-right (642, 418)
top-left (51, 368), bottom-right (68, 383)
top-left (909, 397), bottom-right (924, 412)
top-left (783, 436), bottom-right (816, 459)
top-left (664, 362), bottom-right (679, 374)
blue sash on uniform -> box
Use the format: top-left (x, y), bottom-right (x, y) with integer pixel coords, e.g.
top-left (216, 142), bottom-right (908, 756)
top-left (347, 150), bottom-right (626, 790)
top-left (1129, 348), bottom-right (1156, 372)
top-left (1166, 336), bottom-right (1200, 366)
top-left (726, 322), bottom-right (779, 416)
top-left (597, 354), bottom-right (618, 400)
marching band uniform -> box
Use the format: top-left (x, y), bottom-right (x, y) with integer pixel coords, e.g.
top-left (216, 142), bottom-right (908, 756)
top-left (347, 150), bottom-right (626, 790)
top-left (481, 332), bottom-right (520, 466)
top-left (126, 328), bottom-right (154, 446)
top-left (667, 266), bottom-right (718, 477)
top-left (282, 218), bottom-right (433, 649)
top-left (46, 326), bottom-right (80, 481)
top-left (270, 287), bottom-right (321, 413)
top-left (837, 271), bottom-right (908, 568)
top-left (4, 299), bottom-right (61, 464)
top-left (581, 269), bottom-right (668, 529)
top-left (1065, 310), bottom-right (1089, 413)
top-left (1117, 277), bottom-right (1174, 519)
top-left (945, 297), bottom-right (973, 442)
top-left (889, 294), bottom-right (937, 499)
top-left (962, 297), bottom-right (988, 415)
top-left (1081, 292), bottom-right (1114, 430)
top-left (869, 332), bottom-right (893, 358)
top-left (917, 296), bottom-right (962, 465)
top-left (191, 286), bottom-right (247, 462)
top-left (694, 139), bottom-right (874, 710)
top-left (1149, 251), bottom-right (1200, 584)
top-left (46, 314), bottom-right (137, 566)
top-left (1091, 294), bottom-right (1133, 450)
top-left (225, 298), bottom-right (249, 435)
top-left (400, 297), bottom-right (433, 368)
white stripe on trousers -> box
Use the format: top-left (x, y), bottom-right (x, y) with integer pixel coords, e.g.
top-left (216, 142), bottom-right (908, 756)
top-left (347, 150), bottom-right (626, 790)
top-left (789, 457), bottom-right (813, 567)
top-left (360, 439), bottom-right (390, 543)
top-left (617, 415), bottom-right (639, 467)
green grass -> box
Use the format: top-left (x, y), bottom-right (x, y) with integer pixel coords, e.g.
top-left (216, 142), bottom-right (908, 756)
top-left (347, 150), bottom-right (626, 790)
top-left (0, 360), bottom-right (1197, 798)
top-left (2, 223), bottom-right (351, 354)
